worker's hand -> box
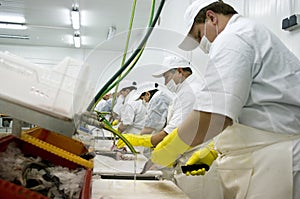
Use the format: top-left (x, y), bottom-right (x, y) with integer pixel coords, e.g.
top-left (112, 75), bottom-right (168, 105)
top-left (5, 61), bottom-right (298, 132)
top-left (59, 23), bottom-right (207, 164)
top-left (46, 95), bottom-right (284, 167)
top-left (117, 134), bottom-right (153, 148)
top-left (185, 141), bottom-right (218, 176)
top-left (151, 128), bottom-right (191, 167)
top-left (111, 119), bottom-right (119, 126)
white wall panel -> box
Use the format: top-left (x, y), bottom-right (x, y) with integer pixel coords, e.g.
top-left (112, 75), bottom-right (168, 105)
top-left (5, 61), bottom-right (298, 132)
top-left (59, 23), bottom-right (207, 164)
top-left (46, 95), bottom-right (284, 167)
top-left (244, 0), bottom-right (300, 57)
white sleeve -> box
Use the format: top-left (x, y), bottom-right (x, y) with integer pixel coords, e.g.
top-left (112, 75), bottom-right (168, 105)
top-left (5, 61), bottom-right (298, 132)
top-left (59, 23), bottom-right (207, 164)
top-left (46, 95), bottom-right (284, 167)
top-left (194, 33), bottom-right (254, 120)
top-left (144, 94), bottom-right (170, 130)
top-left (164, 93), bottom-right (195, 134)
top-left (120, 103), bottom-right (135, 125)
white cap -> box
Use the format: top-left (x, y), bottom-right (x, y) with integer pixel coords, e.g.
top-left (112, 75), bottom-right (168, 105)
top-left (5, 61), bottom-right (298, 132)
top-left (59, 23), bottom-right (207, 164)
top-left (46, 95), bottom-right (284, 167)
top-left (133, 81), bottom-right (159, 100)
top-left (152, 56), bottom-right (191, 78)
top-left (118, 80), bottom-right (137, 91)
top-left (178, 0), bottom-right (218, 51)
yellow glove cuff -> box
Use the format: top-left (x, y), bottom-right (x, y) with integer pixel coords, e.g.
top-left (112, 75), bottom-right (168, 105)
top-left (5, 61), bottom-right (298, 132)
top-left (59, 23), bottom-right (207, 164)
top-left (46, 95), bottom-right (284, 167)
top-left (151, 128), bottom-right (191, 167)
top-left (117, 134), bottom-right (153, 148)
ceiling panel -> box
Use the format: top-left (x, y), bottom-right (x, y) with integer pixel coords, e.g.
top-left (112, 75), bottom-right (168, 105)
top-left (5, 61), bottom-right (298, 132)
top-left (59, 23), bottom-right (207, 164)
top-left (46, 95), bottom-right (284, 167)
top-left (0, 0), bottom-right (162, 50)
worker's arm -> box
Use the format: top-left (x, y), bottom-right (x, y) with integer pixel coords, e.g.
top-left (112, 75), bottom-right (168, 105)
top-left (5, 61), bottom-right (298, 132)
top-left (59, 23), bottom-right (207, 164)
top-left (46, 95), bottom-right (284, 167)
top-left (151, 110), bottom-right (232, 167)
top-left (151, 130), bottom-right (168, 146)
top-left (117, 122), bottom-right (128, 133)
top-left (179, 111), bottom-right (232, 146)
top-left (140, 127), bottom-right (155, 135)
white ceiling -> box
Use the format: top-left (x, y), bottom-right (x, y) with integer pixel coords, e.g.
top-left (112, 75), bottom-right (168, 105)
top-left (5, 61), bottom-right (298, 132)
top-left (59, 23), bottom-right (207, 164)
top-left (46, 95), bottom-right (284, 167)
top-left (0, 0), bottom-right (162, 50)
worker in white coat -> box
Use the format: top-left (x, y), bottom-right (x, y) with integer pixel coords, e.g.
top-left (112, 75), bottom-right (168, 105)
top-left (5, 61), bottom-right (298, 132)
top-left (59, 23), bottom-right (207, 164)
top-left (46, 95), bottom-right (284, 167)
top-left (136, 82), bottom-right (171, 136)
top-left (117, 97), bottom-right (147, 135)
top-left (150, 1), bottom-right (300, 199)
top-left (117, 56), bottom-right (200, 147)
top-left (112, 80), bottom-right (137, 123)
top-left (116, 56), bottom-right (220, 198)
top-left (119, 81), bottom-right (171, 156)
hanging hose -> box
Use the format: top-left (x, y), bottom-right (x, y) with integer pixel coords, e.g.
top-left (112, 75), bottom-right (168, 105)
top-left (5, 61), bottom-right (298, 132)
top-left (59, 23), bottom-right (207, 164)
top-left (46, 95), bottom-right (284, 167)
top-left (87, 0), bottom-right (165, 111)
top-left (110, 0), bottom-right (138, 114)
top-left (102, 0), bottom-right (157, 103)
top-left (84, 0), bottom-right (165, 154)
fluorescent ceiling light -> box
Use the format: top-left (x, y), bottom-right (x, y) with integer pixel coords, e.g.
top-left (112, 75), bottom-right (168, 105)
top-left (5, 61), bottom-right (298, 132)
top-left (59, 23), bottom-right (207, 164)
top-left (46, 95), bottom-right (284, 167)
top-left (71, 8), bottom-right (80, 30)
top-left (73, 34), bottom-right (81, 48)
top-left (0, 22), bottom-right (27, 30)
top-left (0, 34), bottom-right (29, 40)
top-left (0, 15), bottom-right (25, 23)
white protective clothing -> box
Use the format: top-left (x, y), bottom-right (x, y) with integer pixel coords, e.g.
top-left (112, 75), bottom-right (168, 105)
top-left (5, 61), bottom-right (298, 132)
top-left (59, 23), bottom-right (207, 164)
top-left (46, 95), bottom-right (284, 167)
top-left (194, 14), bottom-right (300, 198)
top-left (144, 90), bottom-right (171, 132)
top-left (215, 124), bottom-right (300, 199)
top-left (164, 74), bottom-right (203, 134)
top-left (120, 99), bottom-right (146, 134)
top-left (194, 14), bottom-right (300, 135)
top-left (112, 95), bottom-right (124, 117)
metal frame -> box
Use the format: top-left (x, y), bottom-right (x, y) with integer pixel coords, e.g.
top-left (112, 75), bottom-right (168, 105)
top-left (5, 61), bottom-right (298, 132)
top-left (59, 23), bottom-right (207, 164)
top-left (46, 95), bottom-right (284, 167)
top-left (0, 96), bottom-right (75, 137)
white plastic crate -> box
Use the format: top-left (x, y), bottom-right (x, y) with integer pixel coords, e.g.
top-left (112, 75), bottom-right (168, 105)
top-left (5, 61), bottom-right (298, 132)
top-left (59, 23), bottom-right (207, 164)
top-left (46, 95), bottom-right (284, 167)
top-left (0, 51), bottom-right (94, 118)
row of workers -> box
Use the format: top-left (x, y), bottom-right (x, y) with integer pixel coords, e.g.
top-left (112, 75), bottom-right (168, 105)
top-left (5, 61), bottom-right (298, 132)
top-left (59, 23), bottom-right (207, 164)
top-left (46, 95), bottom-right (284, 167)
top-left (98, 0), bottom-right (300, 198)
top-left (96, 54), bottom-right (214, 198)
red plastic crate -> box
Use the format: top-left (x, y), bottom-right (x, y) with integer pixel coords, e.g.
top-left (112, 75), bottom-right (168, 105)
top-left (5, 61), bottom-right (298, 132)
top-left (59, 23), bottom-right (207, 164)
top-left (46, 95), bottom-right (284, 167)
top-left (21, 127), bottom-right (93, 169)
top-left (0, 135), bottom-right (92, 199)
top-left (22, 127), bottom-right (88, 155)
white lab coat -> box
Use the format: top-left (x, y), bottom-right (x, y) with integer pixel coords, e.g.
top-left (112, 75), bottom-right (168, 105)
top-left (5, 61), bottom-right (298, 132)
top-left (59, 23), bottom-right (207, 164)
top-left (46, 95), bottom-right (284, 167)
top-left (195, 14), bottom-right (300, 198)
top-left (113, 95), bottom-right (124, 117)
top-left (164, 74), bottom-right (203, 134)
top-left (120, 99), bottom-right (147, 134)
top-left (144, 90), bottom-right (171, 132)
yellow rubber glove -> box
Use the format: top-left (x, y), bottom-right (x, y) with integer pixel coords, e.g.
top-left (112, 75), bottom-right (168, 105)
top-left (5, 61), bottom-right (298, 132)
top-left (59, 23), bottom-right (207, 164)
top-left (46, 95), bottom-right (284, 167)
top-left (111, 119), bottom-right (119, 126)
top-left (151, 128), bottom-right (191, 167)
top-left (117, 134), bottom-right (153, 148)
top-left (185, 141), bottom-right (218, 176)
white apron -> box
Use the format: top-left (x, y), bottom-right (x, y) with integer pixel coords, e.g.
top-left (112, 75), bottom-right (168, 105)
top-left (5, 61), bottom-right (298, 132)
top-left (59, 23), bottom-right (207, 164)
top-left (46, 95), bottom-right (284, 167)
top-left (214, 123), bottom-right (300, 199)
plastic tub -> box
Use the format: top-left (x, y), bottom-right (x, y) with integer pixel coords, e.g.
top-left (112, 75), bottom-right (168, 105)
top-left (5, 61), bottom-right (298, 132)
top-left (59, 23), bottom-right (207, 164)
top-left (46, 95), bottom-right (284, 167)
top-left (0, 135), bottom-right (92, 199)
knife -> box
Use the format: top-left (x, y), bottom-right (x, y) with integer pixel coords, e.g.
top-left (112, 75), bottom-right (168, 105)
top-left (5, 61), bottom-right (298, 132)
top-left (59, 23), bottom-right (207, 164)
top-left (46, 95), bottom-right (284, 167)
top-left (140, 159), bottom-right (154, 174)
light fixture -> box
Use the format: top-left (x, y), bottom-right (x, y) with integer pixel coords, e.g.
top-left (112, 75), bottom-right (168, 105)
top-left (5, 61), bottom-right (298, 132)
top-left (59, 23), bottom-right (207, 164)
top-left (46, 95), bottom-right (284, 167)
top-left (0, 22), bottom-right (27, 30)
top-left (0, 15), bottom-right (25, 23)
top-left (106, 26), bottom-right (116, 40)
top-left (73, 32), bottom-right (81, 48)
top-left (0, 34), bottom-right (29, 40)
top-left (71, 7), bottom-right (80, 30)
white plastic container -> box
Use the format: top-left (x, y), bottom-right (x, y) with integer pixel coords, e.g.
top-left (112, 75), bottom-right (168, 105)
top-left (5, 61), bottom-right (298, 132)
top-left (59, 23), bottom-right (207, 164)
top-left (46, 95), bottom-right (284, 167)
top-left (0, 51), bottom-right (94, 119)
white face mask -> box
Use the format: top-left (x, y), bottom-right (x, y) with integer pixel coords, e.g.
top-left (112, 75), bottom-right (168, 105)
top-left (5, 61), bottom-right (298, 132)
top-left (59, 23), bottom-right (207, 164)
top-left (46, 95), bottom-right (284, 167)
top-left (199, 35), bottom-right (211, 54)
top-left (142, 99), bottom-right (148, 106)
top-left (166, 72), bottom-right (183, 93)
top-left (166, 79), bottom-right (178, 93)
top-left (199, 20), bottom-right (218, 54)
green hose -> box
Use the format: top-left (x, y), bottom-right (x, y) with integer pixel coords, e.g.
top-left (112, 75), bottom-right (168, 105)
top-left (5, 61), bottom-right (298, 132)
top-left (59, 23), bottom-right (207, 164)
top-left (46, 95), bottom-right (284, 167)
top-left (87, 0), bottom-right (165, 111)
top-left (86, 0), bottom-right (165, 154)
top-left (110, 0), bottom-right (138, 112)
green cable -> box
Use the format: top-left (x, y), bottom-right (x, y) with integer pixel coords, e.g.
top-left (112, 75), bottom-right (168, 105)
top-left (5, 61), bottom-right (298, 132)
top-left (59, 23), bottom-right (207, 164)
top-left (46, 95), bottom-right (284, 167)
top-left (87, 0), bottom-right (165, 111)
top-left (104, 0), bottom-right (155, 98)
top-left (110, 0), bottom-right (138, 113)
top-left (97, 113), bottom-right (137, 154)
top-left (86, 0), bottom-right (165, 154)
